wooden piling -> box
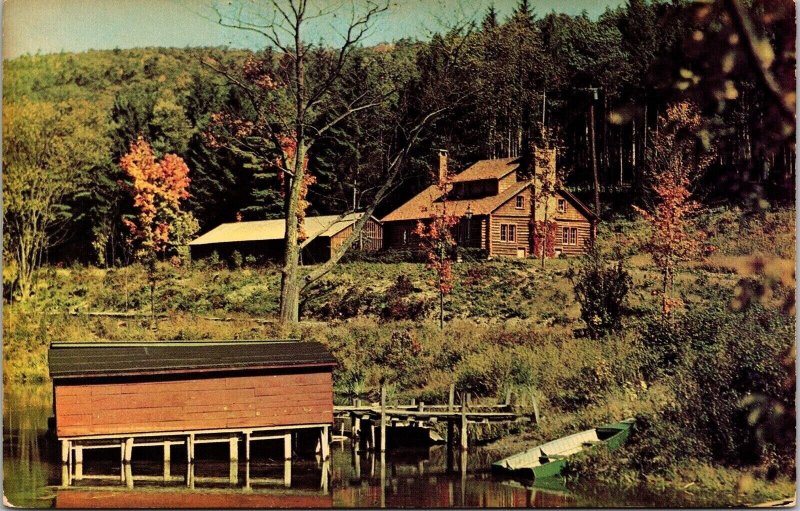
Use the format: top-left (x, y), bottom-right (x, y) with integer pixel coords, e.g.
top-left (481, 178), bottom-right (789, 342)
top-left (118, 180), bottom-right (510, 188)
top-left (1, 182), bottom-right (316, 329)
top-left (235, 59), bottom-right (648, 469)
top-left (123, 438), bottom-right (134, 463)
top-left (320, 426), bottom-right (330, 460)
top-left (229, 435), bottom-right (238, 462)
top-left (284, 459), bottom-right (292, 487)
top-left (61, 440), bottom-right (70, 464)
top-left (74, 446), bottom-right (83, 480)
top-left (284, 432), bottom-right (292, 460)
top-left (380, 386), bottom-right (387, 452)
top-left (244, 431), bottom-right (251, 462)
top-left (460, 393), bottom-right (469, 451)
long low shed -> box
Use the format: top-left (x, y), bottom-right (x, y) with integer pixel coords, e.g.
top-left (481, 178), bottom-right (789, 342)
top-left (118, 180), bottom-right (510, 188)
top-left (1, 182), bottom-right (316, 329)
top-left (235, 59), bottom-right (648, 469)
top-left (49, 340), bottom-right (338, 476)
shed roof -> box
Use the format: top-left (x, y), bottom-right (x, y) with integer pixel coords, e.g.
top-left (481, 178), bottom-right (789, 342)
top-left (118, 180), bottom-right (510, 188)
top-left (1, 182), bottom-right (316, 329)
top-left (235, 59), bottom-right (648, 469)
top-left (48, 340), bottom-right (338, 379)
top-left (189, 213), bottom-right (369, 246)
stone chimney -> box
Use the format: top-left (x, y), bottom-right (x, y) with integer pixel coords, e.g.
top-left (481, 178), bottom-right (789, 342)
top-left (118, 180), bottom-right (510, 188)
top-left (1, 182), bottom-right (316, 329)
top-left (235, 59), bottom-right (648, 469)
top-left (534, 147), bottom-right (557, 186)
top-left (437, 149), bottom-right (448, 184)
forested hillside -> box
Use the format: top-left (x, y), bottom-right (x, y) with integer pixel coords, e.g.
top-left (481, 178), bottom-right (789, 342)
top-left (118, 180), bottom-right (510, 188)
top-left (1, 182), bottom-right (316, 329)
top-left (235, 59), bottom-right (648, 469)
top-left (2, 0), bottom-right (794, 269)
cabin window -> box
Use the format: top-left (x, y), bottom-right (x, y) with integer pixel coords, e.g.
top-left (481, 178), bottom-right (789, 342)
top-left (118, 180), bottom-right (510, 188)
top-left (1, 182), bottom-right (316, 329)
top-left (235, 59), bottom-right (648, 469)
top-left (562, 227), bottom-right (578, 245)
top-left (500, 224), bottom-right (516, 242)
top-left (557, 199), bottom-right (566, 213)
top-left (515, 196), bottom-right (525, 209)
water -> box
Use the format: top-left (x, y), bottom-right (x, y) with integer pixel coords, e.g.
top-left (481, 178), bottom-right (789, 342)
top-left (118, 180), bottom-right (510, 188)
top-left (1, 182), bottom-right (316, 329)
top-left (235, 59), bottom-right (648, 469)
top-left (4, 383), bottom-right (714, 508)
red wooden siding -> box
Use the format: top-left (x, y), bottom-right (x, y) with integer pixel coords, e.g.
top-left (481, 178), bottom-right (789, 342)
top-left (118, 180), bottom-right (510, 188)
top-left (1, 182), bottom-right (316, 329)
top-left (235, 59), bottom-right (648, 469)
top-left (56, 489), bottom-right (332, 509)
top-left (55, 370), bottom-right (333, 438)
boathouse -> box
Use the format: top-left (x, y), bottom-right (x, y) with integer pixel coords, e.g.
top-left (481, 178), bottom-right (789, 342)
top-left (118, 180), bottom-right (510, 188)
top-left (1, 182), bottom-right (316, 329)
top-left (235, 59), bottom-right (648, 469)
top-left (49, 340), bottom-right (337, 475)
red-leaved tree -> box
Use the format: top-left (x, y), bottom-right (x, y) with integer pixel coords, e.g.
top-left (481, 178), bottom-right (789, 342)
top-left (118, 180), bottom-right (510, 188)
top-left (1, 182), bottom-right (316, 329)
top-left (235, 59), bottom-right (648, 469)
top-left (634, 102), bottom-right (715, 315)
top-left (414, 170), bottom-right (460, 329)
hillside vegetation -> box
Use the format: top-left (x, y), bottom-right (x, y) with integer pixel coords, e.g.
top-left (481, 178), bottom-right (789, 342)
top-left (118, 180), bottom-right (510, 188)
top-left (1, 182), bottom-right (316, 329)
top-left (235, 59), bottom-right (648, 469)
top-left (3, 209), bottom-right (794, 503)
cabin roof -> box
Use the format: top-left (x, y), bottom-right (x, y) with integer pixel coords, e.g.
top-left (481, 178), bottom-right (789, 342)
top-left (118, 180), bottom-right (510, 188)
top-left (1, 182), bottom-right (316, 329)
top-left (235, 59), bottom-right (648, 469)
top-left (48, 340), bottom-right (338, 379)
top-left (450, 157), bottom-right (520, 182)
top-left (189, 213), bottom-right (374, 246)
top-left (381, 181), bottom-right (530, 222)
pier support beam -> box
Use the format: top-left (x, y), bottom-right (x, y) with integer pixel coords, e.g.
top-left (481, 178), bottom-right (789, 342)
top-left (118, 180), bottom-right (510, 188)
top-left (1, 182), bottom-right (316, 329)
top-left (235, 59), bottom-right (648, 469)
top-left (123, 438), bottom-right (134, 463)
top-left (229, 435), bottom-right (238, 463)
top-left (245, 432), bottom-right (251, 462)
top-left (61, 440), bottom-right (70, 464)
top-left (319, 426), bottom-right (330, 460)
top-left (380, 385), bottom-right (387, 452)
top-left (460, 393), bottom-right (469, 451)
top-left (284, 433), bottom-right (292, 460)
top-left (74, 447), bottom-right (83, 480)
top-left (284, 459), bottom-right (292, 488)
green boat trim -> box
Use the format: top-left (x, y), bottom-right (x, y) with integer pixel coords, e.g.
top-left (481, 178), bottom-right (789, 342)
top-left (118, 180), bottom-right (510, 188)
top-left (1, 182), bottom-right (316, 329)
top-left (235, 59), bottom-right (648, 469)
top-left (492, 418), bottom-right (635, 480)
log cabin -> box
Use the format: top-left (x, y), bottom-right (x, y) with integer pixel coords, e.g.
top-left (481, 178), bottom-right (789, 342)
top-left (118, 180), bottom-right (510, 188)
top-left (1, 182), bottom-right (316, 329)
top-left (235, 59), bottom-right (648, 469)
top-left (189, 213), bottom-right (382, 264)
top-left (49, 340), bottom-right (337, 479)
top-left (381, 149), bottom-right (597, 258)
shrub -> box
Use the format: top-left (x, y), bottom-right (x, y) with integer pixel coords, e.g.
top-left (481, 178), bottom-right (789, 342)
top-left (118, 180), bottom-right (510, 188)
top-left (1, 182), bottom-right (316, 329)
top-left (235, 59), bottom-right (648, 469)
top-left (568, 248), bottom-right (632, 339)
top-left (230, 250), bottom-right (243, 269)
top-left (381, 275), bottom-right (431, 321)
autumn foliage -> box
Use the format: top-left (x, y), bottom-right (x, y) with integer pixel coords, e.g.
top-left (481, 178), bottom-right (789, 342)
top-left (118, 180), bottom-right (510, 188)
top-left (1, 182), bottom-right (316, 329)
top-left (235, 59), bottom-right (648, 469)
top-left (635, 102), bottom-right (715, 314)
top-left (532, 220), bottom-right (559, 258)
top-left (414, 171), bottom-right (460, 301)
top-left (120, 138), bottom-right (192, 257)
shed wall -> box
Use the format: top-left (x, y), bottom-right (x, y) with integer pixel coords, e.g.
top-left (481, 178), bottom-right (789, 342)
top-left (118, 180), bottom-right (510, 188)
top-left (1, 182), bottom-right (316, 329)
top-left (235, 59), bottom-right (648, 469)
top-left (54, 369), bottom-right (333, 437)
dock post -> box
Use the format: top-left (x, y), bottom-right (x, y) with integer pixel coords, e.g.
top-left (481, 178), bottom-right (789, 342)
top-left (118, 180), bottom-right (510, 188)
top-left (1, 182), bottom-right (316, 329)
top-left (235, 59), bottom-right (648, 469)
top-left (60, 439), bottom-right (70, 465)
top-left (162, 442), bottom-right (171, 480)
top-left (353, 414), bottom-right (361, 443)
top-left (245, 432), bottom-right (251, 462)
top-left (284, 432), bottom-right (292, 460)
top-left (369, 422), bottom-right (376, 451)
top-left (229, 435), bottom-right (238, 462)
top-left (380, 385), bottom-right (387, 452)
top-left (284, 459), bottom-right (292, 487)
top-left (320, 425), bottom-right (330, 460)
top-left (186, 434), bottom-right (195, 464)
top-left (460, 393), bottom-right (469, 451)
top-left (448, 384), bottom-right (455, 411)
top-left (74, 446), bottom-right (83, 480)
top-left (123, 438), bottom-right (134, 464)
top-left (229, 460), bottom-right (238, 486)
top-left (125, 463), bottom-right (134, 489)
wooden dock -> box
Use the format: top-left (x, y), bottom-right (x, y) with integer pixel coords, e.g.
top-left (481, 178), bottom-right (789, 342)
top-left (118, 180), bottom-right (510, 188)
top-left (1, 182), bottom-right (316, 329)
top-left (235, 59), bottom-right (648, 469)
top-left (334, 385), bottom-right (539, 452)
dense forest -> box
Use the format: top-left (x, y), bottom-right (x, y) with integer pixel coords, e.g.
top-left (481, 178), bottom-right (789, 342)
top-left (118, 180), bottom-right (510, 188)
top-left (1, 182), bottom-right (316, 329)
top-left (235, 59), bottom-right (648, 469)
top-left (2, 0), bottom-right (795, 268)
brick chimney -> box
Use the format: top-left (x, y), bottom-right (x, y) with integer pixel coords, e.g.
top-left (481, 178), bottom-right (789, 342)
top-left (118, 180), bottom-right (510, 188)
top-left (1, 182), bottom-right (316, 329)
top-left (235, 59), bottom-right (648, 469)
top-left (437, 149), bottom-right (448, 184)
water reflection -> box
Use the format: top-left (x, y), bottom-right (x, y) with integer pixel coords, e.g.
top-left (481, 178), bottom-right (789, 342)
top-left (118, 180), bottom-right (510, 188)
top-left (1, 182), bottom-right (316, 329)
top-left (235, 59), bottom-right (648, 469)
top-left (2, 383), bottom-right (703, 508)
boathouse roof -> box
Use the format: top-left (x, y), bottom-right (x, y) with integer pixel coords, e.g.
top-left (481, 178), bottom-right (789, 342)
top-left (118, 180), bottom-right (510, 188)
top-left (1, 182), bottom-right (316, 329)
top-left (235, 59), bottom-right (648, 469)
top-left (48, 340), bottom-right (338, 379)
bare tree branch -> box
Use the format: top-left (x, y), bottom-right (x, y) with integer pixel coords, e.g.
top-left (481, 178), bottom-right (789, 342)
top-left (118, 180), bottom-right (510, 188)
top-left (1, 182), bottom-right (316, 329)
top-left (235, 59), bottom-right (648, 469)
top-left (301, 107), bottom-right (447, 288)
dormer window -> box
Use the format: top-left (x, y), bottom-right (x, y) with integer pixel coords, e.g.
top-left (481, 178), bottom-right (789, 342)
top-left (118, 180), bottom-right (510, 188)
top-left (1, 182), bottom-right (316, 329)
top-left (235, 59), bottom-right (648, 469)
top-left (515, 196), bottom-right (524, 209)
top-left (557, 199), bottom-right (566, 213)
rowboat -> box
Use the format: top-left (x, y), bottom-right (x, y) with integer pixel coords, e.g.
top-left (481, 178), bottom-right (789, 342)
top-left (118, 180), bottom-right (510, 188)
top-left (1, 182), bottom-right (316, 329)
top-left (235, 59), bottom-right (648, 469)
top-left (492, 418), bottom-right (635, 480)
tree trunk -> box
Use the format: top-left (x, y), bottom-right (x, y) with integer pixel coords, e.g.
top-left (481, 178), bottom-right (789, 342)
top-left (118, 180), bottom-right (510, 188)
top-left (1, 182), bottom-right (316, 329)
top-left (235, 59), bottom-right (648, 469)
top-left (279, 142), bottom-right (306, 325)
top-left (590, 101), bottom-right (600, 217)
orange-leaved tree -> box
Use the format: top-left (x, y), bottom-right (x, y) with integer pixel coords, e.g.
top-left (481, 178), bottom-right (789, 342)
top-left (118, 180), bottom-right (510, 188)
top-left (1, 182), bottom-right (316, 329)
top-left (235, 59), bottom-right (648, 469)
top-left (634, 102), bottom-right (715, 315)
top-left (414, 169), bottom-right (460, 329)
top-left (120, 137), bottom-right (195, 259)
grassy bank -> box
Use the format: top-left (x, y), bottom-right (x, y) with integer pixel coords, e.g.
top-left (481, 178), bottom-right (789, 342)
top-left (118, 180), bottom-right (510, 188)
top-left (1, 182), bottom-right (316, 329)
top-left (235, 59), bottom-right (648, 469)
top-left (3, 207), bottom-right (795, 502)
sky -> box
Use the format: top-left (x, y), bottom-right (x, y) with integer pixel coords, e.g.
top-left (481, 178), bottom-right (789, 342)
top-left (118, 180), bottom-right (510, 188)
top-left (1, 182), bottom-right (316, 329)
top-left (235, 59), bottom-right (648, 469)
top-left (3, 0), bottom-right (625, 59)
